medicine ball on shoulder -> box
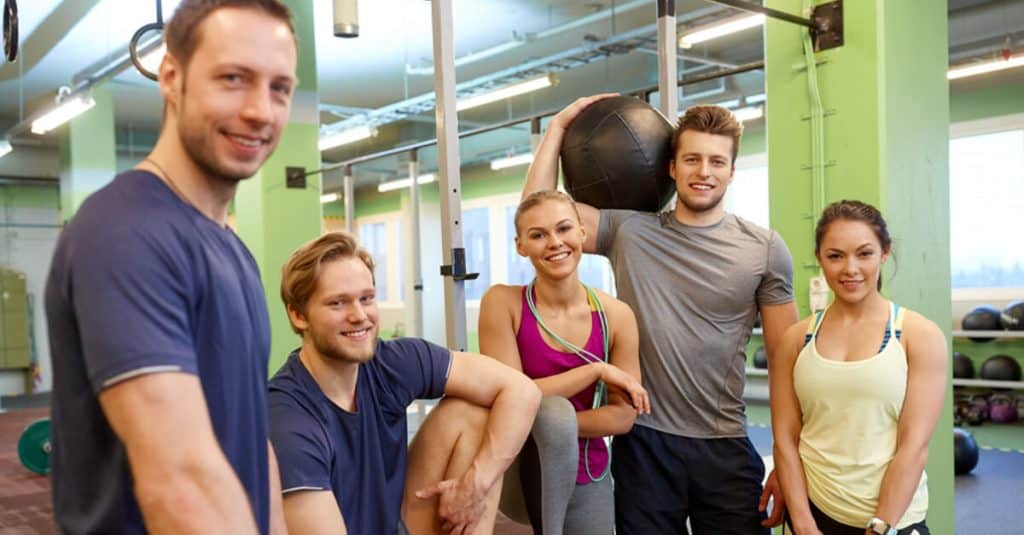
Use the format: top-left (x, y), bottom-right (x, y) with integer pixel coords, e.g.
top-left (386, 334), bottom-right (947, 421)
top-left (560, 96), bottom-right (675, 212)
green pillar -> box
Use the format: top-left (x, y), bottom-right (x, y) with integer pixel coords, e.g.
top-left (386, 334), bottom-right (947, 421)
top-left (58, 86), bottom-right (116, 222)
top-left (235, 0), bottom-right (322, 375)
top-left (766, 1), bottom-right (954, 532)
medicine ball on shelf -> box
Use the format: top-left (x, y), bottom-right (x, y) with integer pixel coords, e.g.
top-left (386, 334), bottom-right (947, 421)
top-left (979, 354), bottom-right (1022, 382)
top-left (753, 346), bottom-right (768, 369)
top-left (1001, 300), bottom-right (1024, 330)
top-left (962, 305), bottom-right (1002, 342)
top-left (560, 96), bottom-right (676, 212)
top-left (952, 352), bottom-right (975, 379)
top-left (953, 427), bottom-right (980, 475)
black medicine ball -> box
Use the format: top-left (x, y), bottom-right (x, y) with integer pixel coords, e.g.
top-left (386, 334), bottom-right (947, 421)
top-left (952, 352), bottom-right (975, 379)
top-left (979, 354), bottom-right (1023, 382)
top-left (953, 427), bottom-right (979, 475)
top-left (962, 305), bottom-right (1002, 342)
top-left (560, 96), bottom-right (676, 212)
top-left (753, 346), bottom-right (768, 369)
top-left (1001, 300), bottom-right (1024, 330)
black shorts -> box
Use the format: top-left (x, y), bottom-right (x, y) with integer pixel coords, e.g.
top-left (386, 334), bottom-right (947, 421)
top-left (784, 500), bottom-right (930, 535)
top-left (612, 425), bottom-right (768, 534)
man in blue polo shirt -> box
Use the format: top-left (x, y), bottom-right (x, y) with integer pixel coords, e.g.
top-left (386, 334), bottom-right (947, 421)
top-left (269, 232), bottom-right (541, 535)
top-left (44, 1), bottom-right (297, 533)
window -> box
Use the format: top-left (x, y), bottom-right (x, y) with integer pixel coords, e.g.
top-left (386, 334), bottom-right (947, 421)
top-left (359, 222), bottom-right (390, 301)
top-left (504, 206), bottom-right (534, 285)
top-left (949, 123), bottom-right (1024, 289)
top-left (727, 153), bottom-right (770, 229)
top-left (463, 207), bottom-right (491, 299)
top-left (357, 216), bottom-right (403, 303)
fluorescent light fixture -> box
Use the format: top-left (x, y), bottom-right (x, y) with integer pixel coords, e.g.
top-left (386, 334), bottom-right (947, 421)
top-left (0, 140), bottom-right (11, 159)
top-left (377, 174), bottom-right (436, 193)
top-left (714, 98), bottom-right (741, 109)
top-left (456, 74), bottom-right (557, 112)
top-left (732, 105), bottom-right (764, 122)
top-left (320, 192), bottom-right (340, 204)
top-left (679, 13), bottom-right (765, 49)
top-left (948, 53), bottom-right (1024, 80)
top-left (490, 152), bottom-right (534, 170)
top-left (139, 43), bottom-right (166, 75)
top-left (318, 125), bottom-right (375, 151)
top-left (30, 94), bottom-right (97, 135)
top-left (745, 93), bottom-right (766, 104)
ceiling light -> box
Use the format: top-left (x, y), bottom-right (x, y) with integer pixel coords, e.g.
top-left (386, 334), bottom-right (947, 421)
top-left (679, 14), bottom-right (765, 49)
top-left (30, 94), bottom-right (96, 135)
top-left (139, 43), bottom-right (166, 76)
top-left (456, 74), bottom-right (557, 112)
top-left (318, 125), bottom-right (375, 151)
top-left (490, 153), bottom-right (534, 170)
top-left (378, 174), bottom-right (436, 193)
top-left (0, 140), bottom-right (12, 159)
top-left (320, 192), bottom-right (340, 204)
top-left (732, 105), bottom-right (764, 122)
top-left (745, 93), bottom-right (767, 104)
top-left (948, 53), bottom-right (1024, 80)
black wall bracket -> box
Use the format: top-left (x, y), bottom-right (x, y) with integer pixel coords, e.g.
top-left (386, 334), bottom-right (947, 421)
top-left (811, 0), bottom-right (843, 52)
top-left (440, 248), bottom-right (480, 282)
top-left (286, 166), bottom-right (306, 189)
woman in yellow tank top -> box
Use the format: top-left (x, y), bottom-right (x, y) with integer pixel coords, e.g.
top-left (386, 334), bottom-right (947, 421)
top-left (770, 200), bottom-right (947, 535)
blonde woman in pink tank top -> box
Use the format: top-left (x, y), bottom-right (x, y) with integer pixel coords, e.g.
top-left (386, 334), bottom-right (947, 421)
top-left (770, 200), bottom-right (947, 535)
top-left (479, 190), bottom-right (650, 534)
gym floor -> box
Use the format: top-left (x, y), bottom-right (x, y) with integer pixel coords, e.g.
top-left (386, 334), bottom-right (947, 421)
top-left (1, 405), bottom-right (1020, 534)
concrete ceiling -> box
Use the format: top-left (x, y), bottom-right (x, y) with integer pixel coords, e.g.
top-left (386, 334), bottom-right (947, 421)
top-left (1, 0), bottom-right (1022, 192)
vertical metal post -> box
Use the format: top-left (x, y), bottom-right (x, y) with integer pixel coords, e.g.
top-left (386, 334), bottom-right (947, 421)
top-left (430, 0), bottom-right (468, 351)
top-left (529, 117), bottom-right (542, 153)
top-left (657, 0), bottom-right (678, 119)
top-left (408, 150), bottom-right (424, 338)
top-left (343, 164), bottom-right (354, 233)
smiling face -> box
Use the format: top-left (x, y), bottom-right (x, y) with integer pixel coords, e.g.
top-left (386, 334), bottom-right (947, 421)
top-left (816, 219), bottom-right (891, 304)
top-left (289, 257), bottom-right (379, 365)
top-left (515, 198), bottom-right (586, 281)
top-left (669, 130), bottom-right (736, 217)
top-left (160, 6), bottom-right (297, 183)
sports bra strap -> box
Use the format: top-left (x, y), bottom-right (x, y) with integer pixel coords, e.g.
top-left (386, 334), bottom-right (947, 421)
top-left (803, 310), bottom-right (825, 348)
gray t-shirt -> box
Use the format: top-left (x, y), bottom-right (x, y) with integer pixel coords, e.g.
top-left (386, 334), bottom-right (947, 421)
top-left (596, 210), bottom-right (794, 438)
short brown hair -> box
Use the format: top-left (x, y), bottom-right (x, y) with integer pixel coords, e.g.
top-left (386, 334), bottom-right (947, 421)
top-left (164, 0), bottom-right (295, 70)
top-left (514, 190), bottom-right (583, 235)
top-left (280, 232), bottom-right (375, 334)
top-left (672, 105), bottom-right (744, 164)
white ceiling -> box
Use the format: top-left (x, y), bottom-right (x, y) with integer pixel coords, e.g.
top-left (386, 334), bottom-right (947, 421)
top-left (1, 0), bottom-right (1022, 190)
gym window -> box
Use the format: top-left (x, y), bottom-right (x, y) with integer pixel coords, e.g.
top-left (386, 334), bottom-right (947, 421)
top-left (727, 153), bottom-right (771, 229)
top-left (949, 113), bottom-right (1024, 292)
top-left (357, 215), bottom-right (403, 305)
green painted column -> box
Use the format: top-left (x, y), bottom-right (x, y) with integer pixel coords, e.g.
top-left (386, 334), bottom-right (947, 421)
top-left (235, 0), bottom-right (322, 375)
top-left (766, 1), bottom-right (954, 532)
top-left (57, 86), bottom-right (116, 222)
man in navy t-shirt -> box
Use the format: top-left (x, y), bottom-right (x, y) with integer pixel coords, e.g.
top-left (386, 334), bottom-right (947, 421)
top-left (269, 232), bottom-right (541, 535)
top-left (44, 1), bottom-right (299, 533)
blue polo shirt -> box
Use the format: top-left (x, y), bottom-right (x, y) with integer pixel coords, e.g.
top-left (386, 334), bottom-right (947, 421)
top-left (268, 339), bottom-right (451, 535)
top-left (45, 170), bottom-right (272, 534)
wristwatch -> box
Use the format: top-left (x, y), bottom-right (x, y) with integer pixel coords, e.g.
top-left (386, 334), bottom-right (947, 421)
top-left (866, 517), bottom-right (897, 535)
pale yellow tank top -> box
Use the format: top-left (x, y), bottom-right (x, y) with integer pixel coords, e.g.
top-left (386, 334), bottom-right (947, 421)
top-left (793, 302), bottom-right (928, 529)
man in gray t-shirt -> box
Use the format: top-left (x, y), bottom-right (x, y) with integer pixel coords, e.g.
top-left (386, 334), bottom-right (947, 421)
top-left (523, 95), bottom-right (798, 534)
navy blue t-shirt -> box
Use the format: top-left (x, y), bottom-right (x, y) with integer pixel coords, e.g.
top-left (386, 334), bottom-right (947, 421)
top-left (268, 339), bottom-right (452, 535)
top-left (44, 171), bottom-right (272, 534)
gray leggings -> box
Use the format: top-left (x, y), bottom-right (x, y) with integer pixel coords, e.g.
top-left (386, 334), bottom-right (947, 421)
top-left (499, 396), bottom-right (615, 534)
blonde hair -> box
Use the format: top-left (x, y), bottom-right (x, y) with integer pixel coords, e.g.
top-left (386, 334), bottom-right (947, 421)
top-left (514, 190), bottom-right (583, 235)
top-left (280, 231), bottom-right (374, 334)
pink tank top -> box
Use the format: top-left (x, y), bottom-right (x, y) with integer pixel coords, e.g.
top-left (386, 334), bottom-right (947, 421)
top-left (516, 286), bottom-right (610, 485)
